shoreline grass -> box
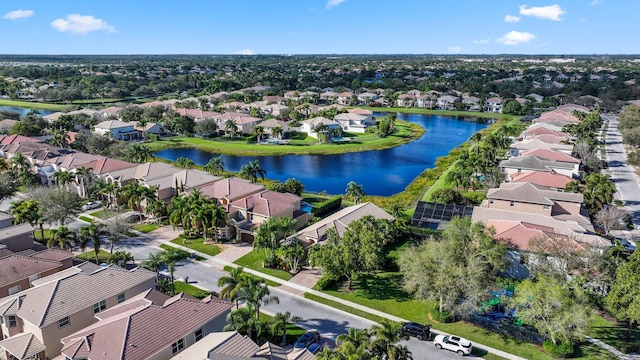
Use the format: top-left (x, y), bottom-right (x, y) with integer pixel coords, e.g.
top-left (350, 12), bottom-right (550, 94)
top-left (146, 119), bottom-right (424, 156)
top-left (0, 99), bottom-right (66, 111)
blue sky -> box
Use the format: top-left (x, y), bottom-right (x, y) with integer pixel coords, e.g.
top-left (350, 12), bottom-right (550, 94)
top-left (1, 1), bottom-right (638, 55)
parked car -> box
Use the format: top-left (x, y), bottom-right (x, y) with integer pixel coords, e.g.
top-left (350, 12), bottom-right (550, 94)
top-left (307, 343), bottom-right (323, 354)
top-left (82, 201), bottom-right (102, 211)
top-left (294, 331), bottom-right (321, 349)
top-left (434, 335), bottom-right (472, 356)
top-left (402, 322), bottom-right (431, 340)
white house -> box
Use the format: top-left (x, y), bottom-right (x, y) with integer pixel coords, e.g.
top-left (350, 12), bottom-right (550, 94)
top-left (300, 117), bottom-right (341, 138)
top-left (334, 113), bottom-right (373, 133)
top-left (93, 120), bottom-right (138, 141)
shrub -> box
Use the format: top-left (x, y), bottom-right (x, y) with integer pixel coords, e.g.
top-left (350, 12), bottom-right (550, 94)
top-left (315, 275), bottom-right (339, 290)
top-left (543, 340), bottom-right (575, 358)
top-left (312, 196), bottom-right (342, 216)
top-left (619, 343), bottom-right (640, 354)
top-left (429, 305), bottom-right (452, 323)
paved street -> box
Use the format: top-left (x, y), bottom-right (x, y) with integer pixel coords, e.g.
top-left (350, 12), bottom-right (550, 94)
top-left (602, 114), bottom-right (640, 228)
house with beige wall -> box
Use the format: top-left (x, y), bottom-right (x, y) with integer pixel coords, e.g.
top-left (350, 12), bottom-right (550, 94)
top-left (0, 264), bottom-right (155, 359)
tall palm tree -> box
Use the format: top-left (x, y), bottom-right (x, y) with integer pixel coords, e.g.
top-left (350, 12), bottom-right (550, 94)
top-left (345, 181), bottom-right (365, 204)
top-left (217, 267), bottom-right (246, 310)
top-left (161, 247), bottom-right (189, 290)
top-left (142, 252), bottom-right (165, 281)
top-left (75, 167), bottom-right (95, 198)
top-left (9, 199), bottom-right (43, 239)
top-left (272, 311), bottom-right (303, 347)
top-left (242, 159), bottom-right (266, 183)
top-left (336, 327), bottom-right (370, 350)
top-left (79, 223), bottom-right (104, 263)
top-left (253, 126), bottom-right (265, 144)
top-left (368, 321), bottom-right (409, 360)
top-left (52, 170), bottom-right (72, 188)
top-left (224, 119), bottom-right (238, 139)
top-left (48, 226), bottom-right (77, 250)
top-left (204, 156), bottom-right (225, 176)
top-left (239, 276), bottom-right (279, 320)
top-left (272, 126), bottom-right (283, 140)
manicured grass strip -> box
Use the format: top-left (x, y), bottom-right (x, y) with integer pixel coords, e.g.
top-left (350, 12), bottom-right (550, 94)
top-left (89, 210), bottom-right (115, 219)
top-left (304, 293), bottom-right (388, 324)
top-left (0, 99), bottom-right (66, 110)
top-left (233, 249), bottom-right (292, 281)
top-left (159, 244), bottom-right (205, 261)
top-left (35, 229), bottom-right (54, 241)
top-left (76, 249), bottom-right (112, 264)
top-left (173, 281), bottom-right (212, 299)
top-left (170, 237), bottom-right (222, 256)
top-left (131, 223), bottom-right (158, 233)
top-left (223, 265), bottom-right (280, 287)
top-left (147, 120), bottom-right (424, 156)
top-left (79, 216), bottom-right (94, 223)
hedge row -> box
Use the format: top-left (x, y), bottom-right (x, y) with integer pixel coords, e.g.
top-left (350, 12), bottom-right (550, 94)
top-left (312, 196), bottom-right (342, 216)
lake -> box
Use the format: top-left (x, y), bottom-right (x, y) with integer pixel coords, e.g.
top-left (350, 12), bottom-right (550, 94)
top-left (155, 113), bottom-right (488, 196)
top-left (0, 105), bottom-right (55, 118)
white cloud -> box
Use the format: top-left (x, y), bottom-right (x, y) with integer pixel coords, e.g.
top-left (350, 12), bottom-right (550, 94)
top-left (504, 14), bottom-right (521, 23)
top-left (326, 0), bottom-right (346, 9)
top-left (497, 31), bottom-right (536, 45)
top-left (519, 4), bottom-right (566, 21)
top-left (3, 9), bottom-right (34, 20)
top-left (51, 14), bottom-right (115, 34)
top-left (590, 0), bottom-right (602, 5)
top-left (235, 49), bottom-right (255, 55)
top-left (448, 46), bottom-right (462, 54)
top-left (473, 38), bottom-right (490, 45)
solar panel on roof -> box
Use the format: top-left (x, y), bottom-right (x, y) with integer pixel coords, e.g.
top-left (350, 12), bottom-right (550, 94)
top-left (411, 201), bottom-right (474, 228)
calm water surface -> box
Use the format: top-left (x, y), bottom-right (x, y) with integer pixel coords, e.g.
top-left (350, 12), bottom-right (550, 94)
top-left (0, 106), bottom-right (55, 117)
top-left (155, 113), bottom-right (488, 196)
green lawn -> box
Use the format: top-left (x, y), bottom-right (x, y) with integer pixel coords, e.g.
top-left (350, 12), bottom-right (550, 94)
top-left (170, 237), bottom-right (222, 257)
top-left (223, 266), bottom-right (280, 287)
top-left (260, 312), bottom-right (307, 346)
top-left (0, 99), bottom-right (66, 110)
top-left (233, 249), bottom-right (292, 281)
top-left (35, 229), bottom-right (53, 241)
top-left (588, 314), bottom-right (640, 354)
top-left (78, 216), bottom-right (94, 223)
top-left (173, 281), bottom-right (212, 299)
top-left (76, 249), bottom-right (111, 264)
top-left (159, 244), bottom-right (205, 261)
top-left (146, 120), bottom-right (424, 156)
top-left (355, 106), bottom-right (521, 122)
top-left (89, 210), bottom-right (115, 219)
top-left (131, 223), bottom-right (158, 233)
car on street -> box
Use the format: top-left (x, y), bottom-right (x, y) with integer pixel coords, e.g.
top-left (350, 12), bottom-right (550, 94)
top-left (433, 334), bottom-right (473, 356)
top-left (307, 343), bottom-right (323, 354)
top-left (82, 201), bottom-right (102, 211)
top-left (294, 331), bottom-right (321, 349)
top-left (402, 322), bottom-right (431, 340)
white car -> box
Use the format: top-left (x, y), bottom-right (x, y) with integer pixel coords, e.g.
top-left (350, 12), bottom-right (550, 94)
top-left (434, 334), bottom-right (472, 356)
top-left (82, 201), bottom-right (102, 211)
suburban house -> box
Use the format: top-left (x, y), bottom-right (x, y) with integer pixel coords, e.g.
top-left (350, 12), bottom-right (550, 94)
top-left (0, 224), bottom-right (35, 253)
top-left (509, 139), bottom-right (574, 156)
top-left (0, 250), bottom-right (73, 298)
top-left (500, 155), bottom-right (580, 178)
top-left (522, 127), bottom-right (568, 140)
top-left (0, 120), bottom-right (18, 133)
top-left (437, 95), bottom-right (457, 110)
top-left (0, 213), bottom-right (12, 229)
top-left (0, 264), bottom-right (156, 359)
top-left (333, 113), bottom-right (372, 133)
top-left (484, 182), bottom-right (584, 217)
top-left (290, 202), bottom-right (394, 245)
top-left (396, 94), bottom-right (416, 107)
top-left (416, 95), bottom-right (436, 108)
top-left (60, 289), bottom-right (233, 360)
top-left (357, 92), bottom-right (378, 105)
top-left (133, 121), bottom-right (162, 138)
top-left (104, 162), bottom-right (178, 188)
top-left (142, 169), bottom-right (221, 202)
top-left (336, 92), bottom-right (354, 105)
top-left (98, 106), bottom-right (120, 119)
top-left (462, 96), bottom-right (481, 111)
top-left (484, 97), bottom-right (503, 113)
top-left (230, 191), bottom-right (312, 242)
top-left (170, 331), bottom-right (315, 360)
top-left (93, 120), bottom-right (138, 141)
top-left (319, 91), bottom-right (337, 104)
top-left (300, 117), bottom-right (341, 139)
top-left (257, 119), bottom-right (288, 139)
top-left (347, 108), bottom-right (374, 122)
top-left (519, 148), bottom-right (581, 167)
top-left (176, 108), bottom-right (221, 122)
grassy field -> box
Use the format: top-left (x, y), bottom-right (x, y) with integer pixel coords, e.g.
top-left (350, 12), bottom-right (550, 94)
top-left (146, 120), bottom-right (424, 156)
top-left (233, 250), bottom-right (292, 281)
top-left (131, 223), bottom-right (158, 233)
top-left (170, 237), bottom-right (222, 257)
top-left (173, 281), bottom-right (212, 299)
top-left (0, 99), bottom-right (66, 110)
top-left (588, 314), bottom-right (640, 354)
top-left (76, 249), bottom-right (111, 264)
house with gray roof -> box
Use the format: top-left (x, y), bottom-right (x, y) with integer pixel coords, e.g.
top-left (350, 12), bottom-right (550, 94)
top-left (485, 182), bottom-right (584, 217)
top-left (0, 223), bottom-right (34, 253)
top-left (93, 120), bottom-right (138, 141)
top-left (499, 155), bottom-right (579, 178)
top-left (290, 202), bottom-right (394, 245)
top-left (300, 117), bottom-right (341, 139)
top-left (0, 264), bottom-right (155, 359)
top-left (60, 289), bottom-right (232, 360)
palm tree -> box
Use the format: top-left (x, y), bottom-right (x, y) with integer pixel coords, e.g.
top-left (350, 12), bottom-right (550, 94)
top-left (161, 247), bottom-right (189, 291)
top-left (368, 321), bottom-right (409, 360)
top-left (345, 181), bottom-right (365, 204)
top-left (142, 252), bottom-right (165, 281)
top-left (253, 126), bottom-right (265, 144)
top-left (272, 311), bottom-right (303, 347)
top-left (224, 119), bottom-right (238, 139)
top-left (239, 276), bottom-right (279, 320)
top-left (79, 223), bottom-right (104, 263)
top-left (218, 267), bottom-right (246, 310)
top-left (75, 167), bottom-right (95, 198)
top-left (0, 158), bottom-right (9, 172)
top-left (9, 199), bottom-right (43, 239)
top-left (107, 251), bottom-right (135, 267)
top-left (204, 156), bottom-right (224, 176)
top-left (48, 226), bottom-right (77, 250)
top-left (336, 327), bottom-right (370, 350)
top-left (272, 126), bottom-right (283, 140)
top-left (175, 157), bottom-right (196, 169)
top-left (52, 170), bottom-right (72, 188)
top-left (168, 195), bottom-right (192, 234)
top-left (242, 159), bottom-right (266, 183)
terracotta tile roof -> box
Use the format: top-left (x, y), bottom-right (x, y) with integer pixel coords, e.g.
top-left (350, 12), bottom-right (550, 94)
top-left (0, 223), bottom-right (34, 239)
top-left (231, 190), bottom-right (301, 218)
top-left (0, 119), bottom-right (18, 130)
top-left (134, 162), bottom-right (179, 181)
top-left (61, 290), bottom-right (233, 360)
top-left (500, 155), bottom-right (575, 172)
top-left (510, 171), bottom-right (573, 189)
top-left (29, 248), bottom-right (74, 262)
top-left (532, 134), bottom-right (569, 144)
top-left (258, 118), bottom-right (287, 128)
top-left (194, 177), bottom-right (264, 203)
top-left (0, 255), bottom-right (62, 288)
top-left (88, 157), bottom-right (137, 175)
top-left (510, 139), bottom-right (574, 153)
top-left (0, 134), bottom-right (42, 146)
top-left (337, 92), bottom-right (353, 97)
top-left (487, 182), bottom-right (583, 205)
top-left (302, 117), bottom-right (339, 127)
top-left (176, 108), bottom-right (220, 119)
top-left (520, 149), bottom-right (580, 164)
top-left (522, 127), bottom-right (567, 137)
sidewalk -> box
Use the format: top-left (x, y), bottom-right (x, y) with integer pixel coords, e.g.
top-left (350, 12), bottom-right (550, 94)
top-left (159, 238), bottom-right (527, 360)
